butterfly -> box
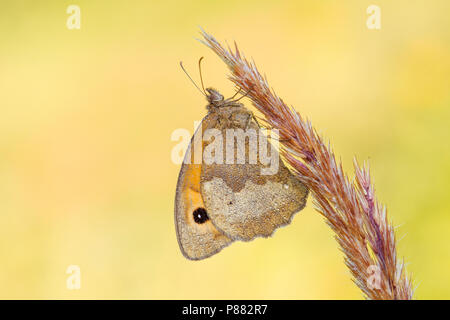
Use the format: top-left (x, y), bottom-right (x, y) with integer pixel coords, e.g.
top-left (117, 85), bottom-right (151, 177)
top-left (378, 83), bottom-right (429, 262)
top-left (174, 60), bottom-right (308, 260)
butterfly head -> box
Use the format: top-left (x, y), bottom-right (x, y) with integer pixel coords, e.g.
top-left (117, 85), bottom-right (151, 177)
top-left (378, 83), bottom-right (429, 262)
top-left (206, 88), bottom-right (224, 105)
top-left (206, 87), bottom-right (243, 112)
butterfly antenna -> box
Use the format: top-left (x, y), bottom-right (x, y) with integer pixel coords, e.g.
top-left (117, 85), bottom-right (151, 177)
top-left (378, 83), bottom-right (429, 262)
top-left (180, 61), bottom-right (206, 97)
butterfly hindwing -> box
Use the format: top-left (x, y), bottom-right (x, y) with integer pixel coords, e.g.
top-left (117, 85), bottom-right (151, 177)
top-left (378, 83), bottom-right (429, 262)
top-left (200, 106), bottom-right (308, 241)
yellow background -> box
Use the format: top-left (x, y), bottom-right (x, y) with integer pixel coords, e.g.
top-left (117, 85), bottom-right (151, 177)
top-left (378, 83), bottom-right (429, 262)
top-left (1, 1), bottom-right (449, 299)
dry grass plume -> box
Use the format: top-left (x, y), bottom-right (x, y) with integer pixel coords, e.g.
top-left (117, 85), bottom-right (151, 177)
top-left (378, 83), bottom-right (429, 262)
top-left (200, 30), bottom-right (414, 300)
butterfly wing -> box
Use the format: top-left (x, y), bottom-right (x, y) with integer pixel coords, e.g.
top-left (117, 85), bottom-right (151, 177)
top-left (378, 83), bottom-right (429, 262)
top-left (174, 121), bottom-right (233, 260)
top-left (200, 110), bottom-right (308, 242)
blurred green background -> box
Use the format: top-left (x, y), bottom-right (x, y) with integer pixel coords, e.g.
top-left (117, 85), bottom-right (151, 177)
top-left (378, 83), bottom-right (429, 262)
top-left (0, 0), bottom-right (449, 299)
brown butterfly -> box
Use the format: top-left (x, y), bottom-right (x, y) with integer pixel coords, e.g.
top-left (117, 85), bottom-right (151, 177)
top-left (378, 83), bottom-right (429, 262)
top-left (174, 60), bottom-right (308, 260)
